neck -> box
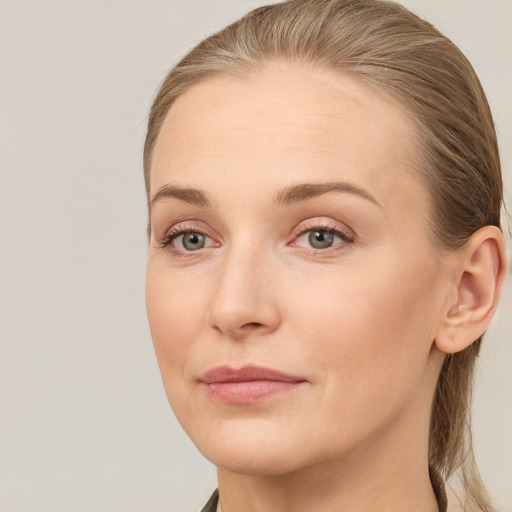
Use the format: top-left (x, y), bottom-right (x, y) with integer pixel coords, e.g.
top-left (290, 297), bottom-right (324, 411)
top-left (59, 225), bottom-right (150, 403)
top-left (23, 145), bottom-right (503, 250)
top-left (218, 459), bottom-right (438, 512)
top-left (216, 397), bottom-right (440, 512)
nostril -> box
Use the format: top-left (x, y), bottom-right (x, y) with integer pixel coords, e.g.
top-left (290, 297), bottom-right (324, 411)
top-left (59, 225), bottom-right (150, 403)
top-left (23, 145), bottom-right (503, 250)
top-left (242, 322), bottom-right (264, 330)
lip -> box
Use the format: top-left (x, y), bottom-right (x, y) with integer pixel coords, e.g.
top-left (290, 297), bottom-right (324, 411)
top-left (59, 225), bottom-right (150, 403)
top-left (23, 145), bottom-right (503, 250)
top-left (199, 365), bottom-right (307, 404)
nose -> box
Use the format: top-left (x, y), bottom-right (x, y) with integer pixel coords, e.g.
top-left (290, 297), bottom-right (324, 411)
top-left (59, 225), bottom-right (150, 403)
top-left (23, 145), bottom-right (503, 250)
top-left (207, 244), bottom-right (281, 339)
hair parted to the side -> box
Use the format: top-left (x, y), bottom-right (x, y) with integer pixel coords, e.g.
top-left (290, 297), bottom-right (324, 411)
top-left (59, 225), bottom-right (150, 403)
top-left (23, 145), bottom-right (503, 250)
top-left (144, 1), bottom-right (503, 510)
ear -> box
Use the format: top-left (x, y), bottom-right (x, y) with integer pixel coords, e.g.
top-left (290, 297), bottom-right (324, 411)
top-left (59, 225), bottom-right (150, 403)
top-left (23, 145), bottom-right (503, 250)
top-left (435, 226), bottom-right (508, 354)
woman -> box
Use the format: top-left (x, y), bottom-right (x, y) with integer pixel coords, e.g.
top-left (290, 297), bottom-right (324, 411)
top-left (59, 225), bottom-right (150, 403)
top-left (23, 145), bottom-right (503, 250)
top-left (143, 1), bottom-right (507, 511)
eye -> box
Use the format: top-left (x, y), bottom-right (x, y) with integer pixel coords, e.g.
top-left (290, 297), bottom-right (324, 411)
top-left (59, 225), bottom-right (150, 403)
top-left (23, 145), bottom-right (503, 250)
top-left (160, 227), bottom-right (218, 253)
top-left (292, 224), bottom-right (353, 252)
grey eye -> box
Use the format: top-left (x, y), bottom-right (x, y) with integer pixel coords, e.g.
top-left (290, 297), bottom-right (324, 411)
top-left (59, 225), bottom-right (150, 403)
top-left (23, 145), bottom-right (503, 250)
top-left (308, 230), bottom-right (334, 249)
top-left (182, 233), bottom-right (206, 250)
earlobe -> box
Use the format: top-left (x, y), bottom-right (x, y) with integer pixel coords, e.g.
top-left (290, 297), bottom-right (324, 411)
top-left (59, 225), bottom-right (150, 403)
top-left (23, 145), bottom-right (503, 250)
top-left (434, 226), bottom-right (507, 355)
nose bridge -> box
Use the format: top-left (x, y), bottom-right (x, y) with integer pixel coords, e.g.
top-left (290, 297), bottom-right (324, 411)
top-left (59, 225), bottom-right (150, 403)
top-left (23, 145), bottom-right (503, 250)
top-left (208, 234), bottom-right (280, 337)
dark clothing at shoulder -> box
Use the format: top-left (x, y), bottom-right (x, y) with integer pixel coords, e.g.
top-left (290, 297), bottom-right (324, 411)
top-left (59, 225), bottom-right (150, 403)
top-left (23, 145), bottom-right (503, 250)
top-left (201, 489), bottom-right (219, 512)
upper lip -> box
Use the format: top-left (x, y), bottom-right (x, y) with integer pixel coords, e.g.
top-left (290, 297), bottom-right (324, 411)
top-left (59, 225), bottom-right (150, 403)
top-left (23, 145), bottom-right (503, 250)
top-left (200, 365), bottom-right (306, 384)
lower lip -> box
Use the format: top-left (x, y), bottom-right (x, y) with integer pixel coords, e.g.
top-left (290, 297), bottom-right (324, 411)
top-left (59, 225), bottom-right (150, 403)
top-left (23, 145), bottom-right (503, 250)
top-left (204, 380), bottom-right (304, 404)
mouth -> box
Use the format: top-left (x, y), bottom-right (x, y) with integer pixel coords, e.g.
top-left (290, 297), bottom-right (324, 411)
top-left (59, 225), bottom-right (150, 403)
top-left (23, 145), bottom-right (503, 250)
top-left (199, 365), bottom-right (307, 404)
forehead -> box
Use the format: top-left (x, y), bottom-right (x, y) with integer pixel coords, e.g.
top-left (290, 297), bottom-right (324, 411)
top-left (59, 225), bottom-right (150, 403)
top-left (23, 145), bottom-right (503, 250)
top-left (150, 62), bottom-right (424, 213)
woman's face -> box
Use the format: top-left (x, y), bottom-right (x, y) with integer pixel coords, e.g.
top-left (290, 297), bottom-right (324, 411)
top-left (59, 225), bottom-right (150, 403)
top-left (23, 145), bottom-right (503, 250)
top-left (146, 64), bottom-right (451, 476)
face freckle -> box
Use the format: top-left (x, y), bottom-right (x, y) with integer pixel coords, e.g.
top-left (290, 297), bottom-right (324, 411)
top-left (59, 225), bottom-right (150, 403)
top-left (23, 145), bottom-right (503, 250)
top-left (145, 62), bottom-right (450, 477)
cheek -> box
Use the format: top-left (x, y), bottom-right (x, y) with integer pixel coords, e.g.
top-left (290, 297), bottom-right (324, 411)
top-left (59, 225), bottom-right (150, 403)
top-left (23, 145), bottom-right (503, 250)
top-left (145, 266), bottom-right (207, 373)
top-left (291, 258), bottom-right (435, 340)
top-left (275, 264), bottom-right (439, 457)
top-left (287, 258), bottom-right (439, 398)
top-left (145, 266), bottom-right (215, 427)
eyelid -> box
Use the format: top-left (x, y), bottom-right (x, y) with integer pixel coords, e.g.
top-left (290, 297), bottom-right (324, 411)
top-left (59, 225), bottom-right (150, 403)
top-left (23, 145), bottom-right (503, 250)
top-left (292, 218), bottom-right (355, 241)
top-left (159, 220), bottom-right (220, 252)
top-left (288, 217), bottom-right (355, 255)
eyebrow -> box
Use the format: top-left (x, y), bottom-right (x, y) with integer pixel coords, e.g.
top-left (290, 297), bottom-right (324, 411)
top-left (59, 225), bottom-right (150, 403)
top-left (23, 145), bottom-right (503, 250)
top-left (150, 181), bottom-right (381, 210)
top-left (274, 182), bottom-right (381, 208)
top-left (150, 184), bottom-right (211, 209)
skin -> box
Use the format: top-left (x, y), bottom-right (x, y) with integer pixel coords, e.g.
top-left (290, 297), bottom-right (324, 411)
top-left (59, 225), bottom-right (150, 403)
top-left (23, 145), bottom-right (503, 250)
top-left (146, 63), bottom-right (469, 512)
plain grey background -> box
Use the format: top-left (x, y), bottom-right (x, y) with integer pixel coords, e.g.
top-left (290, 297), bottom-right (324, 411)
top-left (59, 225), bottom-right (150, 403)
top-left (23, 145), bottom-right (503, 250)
top-left (0, 1), bottom-right (510, 511)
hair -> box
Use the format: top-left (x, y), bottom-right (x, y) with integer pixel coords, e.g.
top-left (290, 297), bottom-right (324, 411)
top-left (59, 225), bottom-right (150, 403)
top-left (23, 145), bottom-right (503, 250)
top-left (143, 1), bottom-right (503, 510)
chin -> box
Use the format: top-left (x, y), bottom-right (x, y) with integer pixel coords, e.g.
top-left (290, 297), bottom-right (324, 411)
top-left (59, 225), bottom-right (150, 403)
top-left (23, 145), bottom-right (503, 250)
top-left (203, 445), bottom-right (305, 477)
top-left (189, 419), bottom-right (316, 476)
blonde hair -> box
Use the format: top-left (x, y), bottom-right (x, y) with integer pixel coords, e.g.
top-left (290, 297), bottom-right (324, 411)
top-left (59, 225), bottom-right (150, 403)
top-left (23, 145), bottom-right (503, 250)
top-left (144, 1), bottom-right (503, 510)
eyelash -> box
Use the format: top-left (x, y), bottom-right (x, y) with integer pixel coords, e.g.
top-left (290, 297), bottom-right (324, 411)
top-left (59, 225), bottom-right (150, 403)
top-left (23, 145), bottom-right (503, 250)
top-left (159, 223), bottom-right (216, 255)
top-left (159, 221), bottom-right (354, 256)
top-left (292, 223), bottom-right (354, 251)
